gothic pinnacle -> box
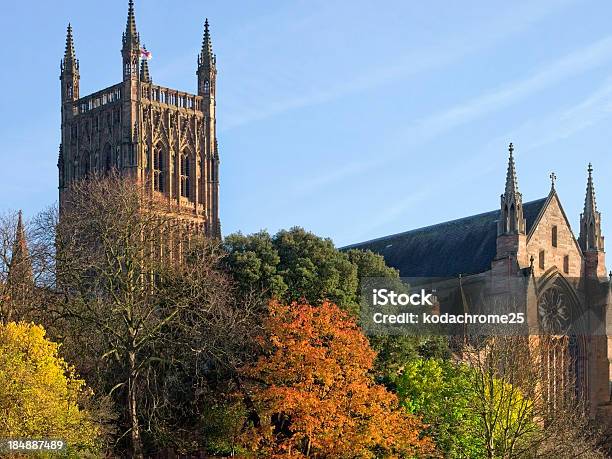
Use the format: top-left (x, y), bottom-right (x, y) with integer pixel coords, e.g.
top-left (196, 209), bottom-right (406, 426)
top-left (123, 0), bottom-right (139, 48)
top-left (584, 162), bottom-right (597, 216)
top-left (498, 142), bottom-right (525, 236)
top-left (62, 23), bottom-right (78, 71)
top-left (7, 209), bottom-right (33, 288)
top-left (64, 23), bottom-right (75, 61)
top-left (504, 142), bottom-right (520, 198)
top-left (199, 18), bottom-right (215, 67)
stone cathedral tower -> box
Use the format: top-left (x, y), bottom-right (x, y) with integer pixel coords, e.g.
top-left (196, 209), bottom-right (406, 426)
top-left (59, 1), bottom-right (220, 237)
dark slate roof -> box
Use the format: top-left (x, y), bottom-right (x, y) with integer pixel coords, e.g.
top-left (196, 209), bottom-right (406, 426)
top-left (343, 198), bottom-right (548, 277)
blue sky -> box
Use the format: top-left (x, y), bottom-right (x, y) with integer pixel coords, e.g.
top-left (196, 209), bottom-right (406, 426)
top-left (1, 0), bottom-right (611, 247)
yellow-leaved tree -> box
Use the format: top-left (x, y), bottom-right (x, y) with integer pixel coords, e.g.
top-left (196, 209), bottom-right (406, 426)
top-left (0, 322), bottom-right (100, 455)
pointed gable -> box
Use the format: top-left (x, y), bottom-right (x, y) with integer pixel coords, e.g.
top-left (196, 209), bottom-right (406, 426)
top-left (526, 190), bottom-right (584, 277)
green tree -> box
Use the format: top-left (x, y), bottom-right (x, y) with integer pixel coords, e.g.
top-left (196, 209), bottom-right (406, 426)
top-left (0, 322), bottom-right (100, 456)
top-left (223, 231), bottom-right (287, 299)
top-left (225, 227), bottom-right (359, 313)
top-left (397, 353), bottom-right (548, 458)
top-left (347, 248), bottom-right (449, 380)
top-left (225, 231), bottom-right (449, 382)
top-left (397, 358), bottom-right (484, 458)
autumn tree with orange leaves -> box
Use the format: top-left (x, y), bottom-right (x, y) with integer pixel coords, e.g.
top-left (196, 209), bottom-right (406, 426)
top-left (240, 300), bottom-right (436, 458)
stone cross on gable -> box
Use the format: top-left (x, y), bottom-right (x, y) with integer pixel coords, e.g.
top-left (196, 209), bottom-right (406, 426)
top-left (550, 172), bottom-right (557, 190)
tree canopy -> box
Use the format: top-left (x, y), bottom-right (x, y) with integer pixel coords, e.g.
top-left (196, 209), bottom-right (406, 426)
top-left (240, 300), bottom-right (436, 458)
top-left (225, 228), bottom-right (359, 313)
top-left (0, 322), bottom-right (100, 455)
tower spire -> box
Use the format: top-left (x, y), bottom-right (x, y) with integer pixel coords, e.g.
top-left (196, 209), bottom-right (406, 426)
top-left (121, 0), bottom-right (140, 81)
top-left (584, 163), bottom-right (597, 216)
top-left (504, 142), bottom-right (520, 198)
top-left (197, 18), bottom-right (217, 97)
top-left (199, 18), bottom-right (214, 66)
top-left (64, 23), bottom-right (76, 65)
top-left (60, 23), bottom-right (79, 102)
top-left (579, 163), bottom-right (604, 252)
top-left (498, 142), bottom-right (526, 235)
top-left (7, 211), bottom-right (33, 289)
top-left (123, 0), bottom-right (139, 49)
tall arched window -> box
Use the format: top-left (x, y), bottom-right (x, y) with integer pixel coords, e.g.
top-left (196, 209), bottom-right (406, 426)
top-left (153, 147), bottom-right (165, 192)
top-left (180, 153), bottom-right (190, 199)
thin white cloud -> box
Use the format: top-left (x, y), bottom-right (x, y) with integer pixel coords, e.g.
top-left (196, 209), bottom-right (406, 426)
top-left (407, 37), bottom-right (612, 142)
top-left (290, 34), bottom-right (612, 197)
top-left (220, 0), bottom-right (577, 131)
top-left (524, 79), bottom-right (612, 150)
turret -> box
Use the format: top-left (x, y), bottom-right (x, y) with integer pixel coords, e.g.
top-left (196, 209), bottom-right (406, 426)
top-left (495, 143), bottom-right (528, 267)
top-left (121, 0), bottom-right (141, 176)
top-left (498, 143), bottom-right (526, 236)
top-left (59, 24), bottom-right (78, 205)
top-left (122, 0), bottom-right (140, 81)
top-left (196, 19), bottom-right (220, 237)
top-left (579, 164), bottom-right (606, 278)
top-left (197, 19), bottom-right (217, 98)
top-left (60, 23), bottom-right (79, 103)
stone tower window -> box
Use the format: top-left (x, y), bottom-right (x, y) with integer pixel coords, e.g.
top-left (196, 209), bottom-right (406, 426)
top-left (180, 154), bottom-right (191, 199)
top-left (204, 80), bottom-right (210, 95)
top-left (153, 148), bottom-right (165, 193)
top-left (539, 250), bottom-right (545, 270)
top-left (563, 255), bottom-right (570, 274)
top-left (552, 226), bottom-right (558, 248)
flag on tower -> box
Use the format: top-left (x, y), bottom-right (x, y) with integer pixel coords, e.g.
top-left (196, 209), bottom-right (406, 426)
top-left (140, 47), bottom-right (152, 60)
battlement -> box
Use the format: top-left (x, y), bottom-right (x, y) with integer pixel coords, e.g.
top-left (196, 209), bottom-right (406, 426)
top-left (72, 82), bottom-right (205, 117)
top-left (74, 83), bottom-right (123, 115)
top-left (141, 83), bottom-right (204, 112)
